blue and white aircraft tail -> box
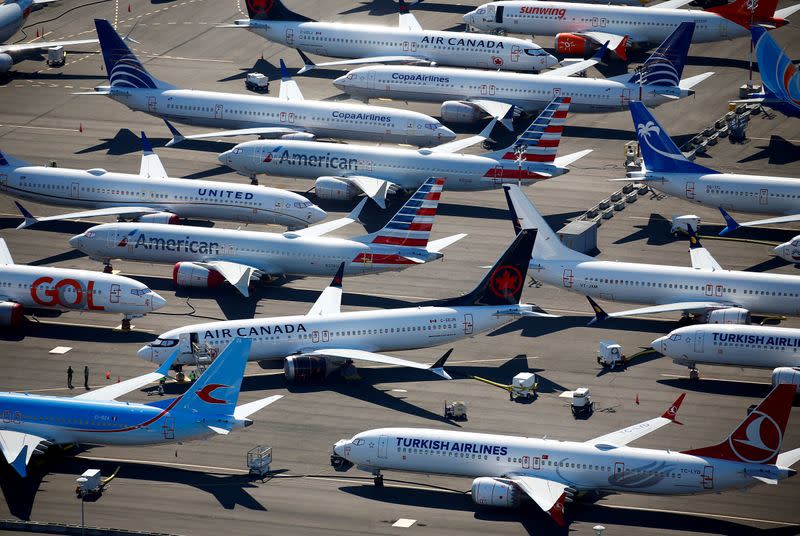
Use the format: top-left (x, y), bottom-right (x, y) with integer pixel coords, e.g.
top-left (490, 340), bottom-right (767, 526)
top-left (0, 148), bottom-right (30, 168)
top-left (747, 26), bottom-right (800, 118)
top-left (626, 22), bottom-right (693, 87)
top-left (95, 18), bottom-right (174, 90)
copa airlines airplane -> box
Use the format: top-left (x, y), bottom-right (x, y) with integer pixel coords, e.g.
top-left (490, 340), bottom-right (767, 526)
top-left (219, 97), bottom-right (591, 207)
top-left (737, 27), bottom-right (800, 119)
top-left (68, 178), bottom-right (466, 297)
top-left (0, 338), bottom-right (281, 477)
top-left (0, 238), bottom-right (165, 330)
top-left (464, 0), bottom-right (800, 60)
top-left (334, 23), bottom-right (712, 121)
top-left (85, 19), bottom-right (454, 148)
top-left (626, 102), bottom-right (800, 235)
top-left (331, 385), bottom-right (800, 526)
top-left (0, 136), bottom-right (325, 231)
top-left (505, 185), bottom-right (800, 322)
top-left (229, 0), bottom-right (557, 73)
top-left (137, 229), bottom-right (553, 381)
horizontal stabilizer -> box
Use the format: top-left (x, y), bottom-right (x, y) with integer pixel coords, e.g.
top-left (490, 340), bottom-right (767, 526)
top-left (234, 395), bottom-right (283, 420)
top-left (777, 447), bottom-right (800, 468)
top-left (679, 72), bottom-right (715, 90)
top-left (286, 197), bottom-right (367, 238)
top-left (554, 149), bottom-right (593, 169)
top-left (207, 425), bottom-right (230, 435)
top-left (163, 119), bottom-right (301, 147)
top-left (15, 202), bottom-right (160, 230)
top-left (427, 233), bottom-right (467, 253)
top-left (775, 4), bottom-right (800, 18)
top-left (75, 350), bottom-right (178, 402)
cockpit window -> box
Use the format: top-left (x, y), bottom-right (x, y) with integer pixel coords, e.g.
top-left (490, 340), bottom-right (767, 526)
top-left (792, 240), bottom-right (800, 247)
top-left (131, 288), bottom-right (151, 296)
top-left (669, 334), bottom-right (681, 341)
top-left (85, 231), bottom-right (96, 238)
top-left (524, 48), bottom-right (546, 57)
top-left (152, 338), bottom-right (178, 347)
top-left (352, 439), bottom-right (365, 446)
top-left (294, 201), bottom-right (313, 208)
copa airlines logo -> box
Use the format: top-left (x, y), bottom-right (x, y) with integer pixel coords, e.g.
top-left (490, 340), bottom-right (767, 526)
top-left (636, 121), bottom-right (684, 161)
top-left (196, 383), bottom-right (230, 404)
top-left (109, 55), bottom-right (158, 89)
top-left (392, 73), bottom-right (450, 84)
top-left (729, 410), bottom-right (782, 463)
top-left (489, 265), bottom-right (523, 300)
top-left (634, 57), bottom-right (680, 87)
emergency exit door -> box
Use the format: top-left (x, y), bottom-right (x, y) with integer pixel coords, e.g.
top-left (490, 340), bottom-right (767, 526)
top-left (759, 188), bottom-right (769, 205)
top-left (147, 96), bottom-right (157, 113)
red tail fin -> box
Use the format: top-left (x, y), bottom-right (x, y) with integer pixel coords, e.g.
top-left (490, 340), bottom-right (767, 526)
top-left (682, 384), bottom-right (795, 465)
top-left (707, 0), bottom-right (779, 28)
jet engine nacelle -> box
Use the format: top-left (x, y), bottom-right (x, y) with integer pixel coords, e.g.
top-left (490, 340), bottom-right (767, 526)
top-left (554, 33), bottom-right (592, 56)
top-left (137, 212), bottom-right (180, 225)
top-left (0, 301), bottom-right (24, 329)
top-left (172, 262), bottom-right (225, 289)
top-left (772, 367), bottom-right (800, 394)
top-left (0, 54), bottom-right (13, 74)
top-left (315, 177), bottom-right (360, 202)
top-left (703, 307), bottom-right (751, 325)
top-left (284, 355), bottom-right (339, 383)
top-left (471, 478), bottom-right (520, 508)
top-left (440, 101), bottom-right (483, 124)
top-left (280, 132), bottom-right (316, 141)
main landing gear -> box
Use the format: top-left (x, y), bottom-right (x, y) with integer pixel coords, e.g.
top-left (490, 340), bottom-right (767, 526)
top-left (373, 470), bottom-right (384, 487)
top-left (103, 263), bottom-right (113, 274)
top-left (249, 174), bottom-right (259, 186)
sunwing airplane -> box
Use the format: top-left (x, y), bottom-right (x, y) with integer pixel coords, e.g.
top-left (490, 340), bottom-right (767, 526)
top-left (85, 19), bottom-right (454, 148)
top-left (464, 0), bottom-right (800, 60)
top-left (228, 0), bottom-right (558, 74)
top-left (334, 23), bottom-right (712, 121)
top-left (504, 184), bottom-right (800, 322)
top-left (218, 97), bottom-right (591, 207)
top-left (0, 338), bottom-right (282, 477)
top-left (137, 229), bottom-right (554, 380)
top-left (625, 101), bottom-right (800, 236)
top-left (0, 238), bottom-right (165, 331)
top-left (0, 136), bottom-right (325, 231)
top-left (68, 178), bottom-right (466, 297)
top-left (331, 384), bottom-right (800, 527)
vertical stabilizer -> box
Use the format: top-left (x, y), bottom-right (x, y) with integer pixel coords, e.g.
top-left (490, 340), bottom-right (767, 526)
top-left (94, 19), bottom-right (174, 90)
top-left (483, 97), bottom-right (571, 164)
top-left (628, 22), bottom-right (694, 87)
top-left (244, 0), bottom-right (314, 21)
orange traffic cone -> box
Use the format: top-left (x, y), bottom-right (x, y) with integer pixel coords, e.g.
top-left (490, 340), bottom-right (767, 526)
top-left (79, 123), bottom-right (83, 133)
top-left (35, 28), bottom-right (39, 38)
top-left (117, 376), bottom-right (121, 383)
top-left (105, 371), bottom-right (111, 380)
top-left (128, 3), bottom-right (131, 12)
top-left (635, 393), bottom-right (640, 405)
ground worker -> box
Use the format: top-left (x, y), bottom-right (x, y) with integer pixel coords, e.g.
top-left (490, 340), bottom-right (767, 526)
top-left (67, 366), bottom-right (73, 389)
top-left (84, 365), bottom-right (89, 390)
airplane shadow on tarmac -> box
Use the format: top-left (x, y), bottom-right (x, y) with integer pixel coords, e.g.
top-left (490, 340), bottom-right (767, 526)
top-left (339, 1), bottom-right (474, 17)
top-left (738, 135), bottom-right (800, 166)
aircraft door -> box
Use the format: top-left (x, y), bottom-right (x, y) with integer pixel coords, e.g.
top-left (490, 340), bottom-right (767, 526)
top-left (702, 465), bottom-right (714, 489)
top-left (368, 71), bottom-right (375, 90)
top-left (562, 269), bottom-right (574, 288)
top-left (402, 41), bottom-right (409, 51)
top-left (106, 226), bottom-right (118, 248)
top-left (463, 313), bottom-right (474, 335)
top-left (532, 456), bottom-right (540, 470)
top-left (621, 88), bottom-right (632, 106)
top-left (178, 332), bottom-right (193, 355)
top-left (70, 182), bottom-right (80, 199)
top-left (522, 456), bottom-right (530, 469)
top-left (311, 330), bottom-right (319, 343)
top-left (488, 84), bottom-right (496, 96)
top-left (694, 330), bottom-right (704, 353)
top-left (322, 330), bottom-right (330, 342)
top-left (110, 284), bottom-right (120, 304)
top-left (494, 5), bottom-right (504, 23)
top-left (147, 96), bottom-right (157, 113)
top-left (719, 22), bottom-right (727, 38)
top-left (759, 188), bottom-right (768, 205)
top-left (286, 28), bottom-right (294, 45)
top-left (378, 435), bottom-right (388, 459)
top-left (214, 104), bottom-right (223, 119)
top-left (685, 181), bottom-right (695, 199)
top-left (613, 462), bottom-right (625, 482)
top-left (2, 410), bottom-right (10, 423)
top-left (162, 417), bottom-right (175, 439)
top-left (511, 45), bottom-right (521, 63)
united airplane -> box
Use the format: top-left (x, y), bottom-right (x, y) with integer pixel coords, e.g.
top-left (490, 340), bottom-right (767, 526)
top-left (68, 178), bottom-right (465, 297)
top-left (0, 338), bottom-right (281, 477)
top-left (0, 136), bottom-right (325, 231)
top-left (736, 27), bottom-right (800, 119)
top-left (334, 23), bottom-right (712, 121)
top-left (137, 229), bottom-right (553, 381)
top-left (331, 385), bottom-right (799, 526)
top-left (85, 19), bottom-right (454, 148)
top-left (0, 238), bottom-right (164, 331)
top-left (229, 0), bottom-right (557, 73)
top-left (505, 184), bottom-right (800, 323)
top-left (218, 97), bottom-right (591, 207)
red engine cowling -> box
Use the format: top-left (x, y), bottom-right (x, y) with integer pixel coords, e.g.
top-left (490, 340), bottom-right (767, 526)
top-left (137, 212), bottom-right (180, 225)
top-left (554, 33), bottom-right (592, 57)
top-left (172, 262), bottom-right (225, 289)
top-left (284, 355), bottom-right (335, 383)
top-left (703, 307), bottom-right (751, 325)
top-left (0, 302), bottom-right (24, 329)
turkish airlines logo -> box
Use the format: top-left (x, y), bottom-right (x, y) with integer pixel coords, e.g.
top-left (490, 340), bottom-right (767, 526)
top-left (728, 410), bottom-right (782, 464)
top-left (30, 277), bottom-right (104, 310)
top-left (666, 404), bottom-right (678, 417)
top-left (488, 265), bottom-right (523, 300)
top-left (196, 383), bottom-right (230, 404)
top-left (247, 0), bottom-right (275, 16)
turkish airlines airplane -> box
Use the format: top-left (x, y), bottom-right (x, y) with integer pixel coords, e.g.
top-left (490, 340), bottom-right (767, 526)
top-left (0, 136), bottom-right (325, 231)
top-left (219, 97), bottom-right (591, 207)
top-left (505, 185), bottom-right (800, 322)
top-left (627, 102), bottom-right (800, 235)
top-left (0, 238), bottom-right (165, 330)
top-left (68, 178), bottom-right (465, 297)
top-left (464, 0), bottom-right (800, 60)
top-left (736, 26), bottom-right (800, 118)
top-left (229, 0), bottom-right (557, 73)
top-left (773, 236), bottom-right (800, 264)
top-left (84, 19), bottom-right (454, 148)
top-left (137, 228), bottom-right (553, 380)
top-left (331, 384), bottom-right (800, 527)
top-left (334, 23), bottom-right (712, 121)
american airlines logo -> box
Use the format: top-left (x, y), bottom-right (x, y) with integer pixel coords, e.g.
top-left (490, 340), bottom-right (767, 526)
top-left (520, 6), bottom-right (566, 18)
top-left (271, 149), bottom-right (358, 170)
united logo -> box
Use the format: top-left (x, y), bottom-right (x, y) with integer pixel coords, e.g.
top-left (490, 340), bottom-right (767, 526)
top-left (488, 265), bottom-right (523, 300)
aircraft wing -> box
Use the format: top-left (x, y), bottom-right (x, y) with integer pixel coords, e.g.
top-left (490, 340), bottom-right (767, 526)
top-left (0, 430), bottom-right (46, 477)
top-left (342, 176), bottom-right (392, 209)
top-left (399, 8), bottom-right (423, 31)
top-left (719, 207), bottom-right (800, 235)
top-left (233, 395), bottom-right (283, 420)
top-left (0, 238), bottom-right (14, 265)
top-left (547, 42), bottom-right (609, 76)
top-left (466, 99), bottom-right (515, 131)
top-left (163, 119), bottom-right (301, 147)
top-left (15, 201), bottom-right (160, 230)
top-left (302, 348), bottom-right (453, 379)
top-left (588, 297), bottom-right (737, 323)
top-left (297, 54), bottom-right (428, 74)
top-left (553, 149), bottom-right (593, 169)
top-left (775, 4), bottom-right (800, 19)
top-left (0, 38), bottom-right (97, 55)
top-left (504, 474), bottom-right (569, 526)
top-left (285, 197), bottom-right (367, 238)
top-left (651, 0), bottom-right (695, 8)
top-left (586, 393), bottom-right (686, 447)
top-left (278, 59), bottom-right (305, 101)
top-left (430, 118), bottom-right (497, 154)
top-left (194, 260), bottom-right (262, 297)
top-left (74, 351), bottom-right (178, 402)
top-left (139, 132), bottom-right (168, 179)
top-left (307, 263), bottom-right (344, 316)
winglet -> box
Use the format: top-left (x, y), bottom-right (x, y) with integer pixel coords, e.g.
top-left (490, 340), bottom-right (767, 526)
top-left (14, 201), bottom-right (39, 230)
top-left (586, 296), bottom-right (608, 325)
top-left (660, 392), bottom-right (686, 425)
top-left (686, 224), bottom-right (702, 250)
top-left (296, 49), bottom-right (316, 75)
top-left (163, 119), bottom-right (185, 147)
top-left (718, 207), bottom-right (740, 236)
top-left (140, 131), bottom-right (154, 154)
top-left (155, 348), bottom-right (180, 376)
top-left (280, 58), bottom-right (291, 80)
top-left (429, 348), bottom-right (453, 380)
top-left (331, 262), bottom-right (345, 289)
top-left (502, 185), bottom-right (523, 235)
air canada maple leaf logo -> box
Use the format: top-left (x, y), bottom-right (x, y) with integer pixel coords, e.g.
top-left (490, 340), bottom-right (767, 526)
top-left (488, 265), bottom-right (523, 300)
top-left (247, 0), bottom-right (275, 16)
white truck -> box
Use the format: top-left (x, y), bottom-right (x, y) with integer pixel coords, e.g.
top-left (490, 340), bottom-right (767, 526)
top-left (570, 388), bottom-right (594, 417)
top-left (510, 372), bottom-right (538, 400)
top-left (245, 72), bottom-right (270, 93)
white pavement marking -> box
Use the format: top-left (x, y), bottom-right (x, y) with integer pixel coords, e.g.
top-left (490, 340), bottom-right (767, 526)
top-left (599, 503), bottom-right (797, 527)
top-left (392, 519), bottom-right (417, 528)
top-left (49, 346), bottom-right (73, 354)
top-left (0, 124), bottom-right (80, 133)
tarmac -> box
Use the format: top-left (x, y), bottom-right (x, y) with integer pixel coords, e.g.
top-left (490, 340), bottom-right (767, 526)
top-left (0, 0), bottom-right (799, 535)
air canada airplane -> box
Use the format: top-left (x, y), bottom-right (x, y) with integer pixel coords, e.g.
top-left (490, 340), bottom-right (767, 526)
top-left (0, 238), bottom-right (165, 331)
top-left (0, 338), bottom-right (281, 477)
top-left (229, 0), bottom-right (557, 73)
top-left (0, 135), bottom-right (325, 230)
top-left (331, 385), bottom-right (800, 527)
top-left (68, 178), bottom-right (466, 297)
top-left (84, 19), bottom-right (454, 148)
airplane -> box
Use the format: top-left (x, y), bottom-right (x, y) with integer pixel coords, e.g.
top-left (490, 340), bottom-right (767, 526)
top-left (463, 0), bottom-right (800, 60)
top-left (624, 101), bottom-right (800, 236)
top-left (0, 0), bottom-right (97, 75)
top-left (330, 384), bottom-right (800, 527)
top-left (653, 323), bottom-right (800, 385)
top-left (0, 338), bottom-right (282, 477)
top-left (0, 135), bottom-right (326, 232)
top-left (773, 236), bottom-right (800, 265)
top-left (0, 238), bottom-right (165, 331)
top-left (504, 184), bottom-right (800, 323)
top-left (217, 97), bottom-right (592, 207)
top-left (228, 0), bottom-right (558, 74)
top-left (67, 178), bottom-right (466, 297)
top-left (136, 228), bottom-right (554, 380)
top-left (333, 23), bottom-right (712, 122)
top-left (84, 19), bottom-right (455, 148)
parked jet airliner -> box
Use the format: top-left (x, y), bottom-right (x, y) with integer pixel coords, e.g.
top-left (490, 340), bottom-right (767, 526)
top-left (737, 26), bottom-right (800, 118)
top-left (332, 385), bottom-right (799, 526)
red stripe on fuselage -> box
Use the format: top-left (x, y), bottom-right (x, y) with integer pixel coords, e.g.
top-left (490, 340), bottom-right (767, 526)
top-left (352, 253), bottom-right (417, 265)
top-left (500, 153), bottom-right (556, 162)
top-left (75, 396), bottom-right (184, 434)
top-left (372, 236), bottom-right (428, 246)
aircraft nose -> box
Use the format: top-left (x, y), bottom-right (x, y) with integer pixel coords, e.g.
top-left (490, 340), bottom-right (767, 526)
top-left (150, 291), bottom-right (167, 311)
top-left (545, 53), bottom-right (560, 68)
top-left (137, 344), bottom-right (154, 363)
top-left (333, 439), bottom-right (348, 457)
top-left (773, 244), bottom-right (785, 257)
top-left (68, 233), bottom-right (84, 249)
top-left (463, 11), bottom-right (475, 24)
top-left (651, 336), bottom-right (666, 353)
top-left (437, 125), bottom-right (456, 141)
top-left (333, 75), bottom-right (348, 90)
top-left (310, 205), bottom-right (327, 223)
top-left (218, 150), bottom-right (232, 166)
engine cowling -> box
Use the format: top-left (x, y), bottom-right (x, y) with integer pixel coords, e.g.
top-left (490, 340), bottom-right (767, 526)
top-left (554, 33), bottom-right (592, 56)
top-left (280, 132), bottom-right (316, 141)
top-left (137, 212), bottom-right (180, 225)
top-left (172, 262), bottom-right (225, 289)
top-left (0, 302), bottom-right (24, 329)
top-left (0, 54), bottom-right (13, 74)
top-left (704, 307), bottom-right (751, 325)
top-left (284, 355), bottom-right (338, 383)
top-left (440, 101), bottom-right (483, 124)
top-left (315, 177), bottom-right (360, 202)
top-left (772, 367), bottom-right (800, 394)
top-left (471, 477), bottom-right (520, 508)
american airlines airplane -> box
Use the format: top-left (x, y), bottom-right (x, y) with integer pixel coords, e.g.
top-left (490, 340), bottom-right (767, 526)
top-left (0, 338), bottom-right (281, 477)
top-left (137, 229), bottom-right (553, 378)
top-left (85, 19), bottom-right (454, 148)
top-left (229, 0), bottom-right (557, 74)
top-left (0, 238), bottom-right (165, 331)
top-left (218, 97), bottom-right (591, 207)
top-left (737, 27), bottom-right (800, 119)
top-left (505, 185), bottom-right (800, 322)
top-left (464, 0), bottom-right (800, 60)
top-left (625, 102), bottom-right (800, 235)
top-left (0, 136), bottom-right (325, 231)
top-left (334, 23), bottom-right (712, 120)
top-left (331, 384), bottom-right (800, 526)
top-left (68, 178), bottom-right (465, 297)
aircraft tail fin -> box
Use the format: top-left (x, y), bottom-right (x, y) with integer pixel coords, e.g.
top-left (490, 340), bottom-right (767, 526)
top-left (0, 149), bottom-right (30, 168)
top-left (751, 26), bottom-right (800, 114)
top-left (627, 22), bottom-right (694, 87)
top-left (682, 383), bottom-right (795, 465)
top-left (706, 0), bottom-right (782, 28)
top-left (94, 19), bottom-right (174, 90)
top-left (245, 0), bottom-right (314, 22)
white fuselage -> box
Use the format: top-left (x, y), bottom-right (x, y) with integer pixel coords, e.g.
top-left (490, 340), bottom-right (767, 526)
top-left (774, 236), bottom-right (800, 263)
top-left (0, 1), bottom-right (28, 44)
top-left (243, 20), bottom-right (557, 72)
top-left (464, 2), bottom-right (747, 45)
top-left (0, 164), bottom-right (325, 228)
